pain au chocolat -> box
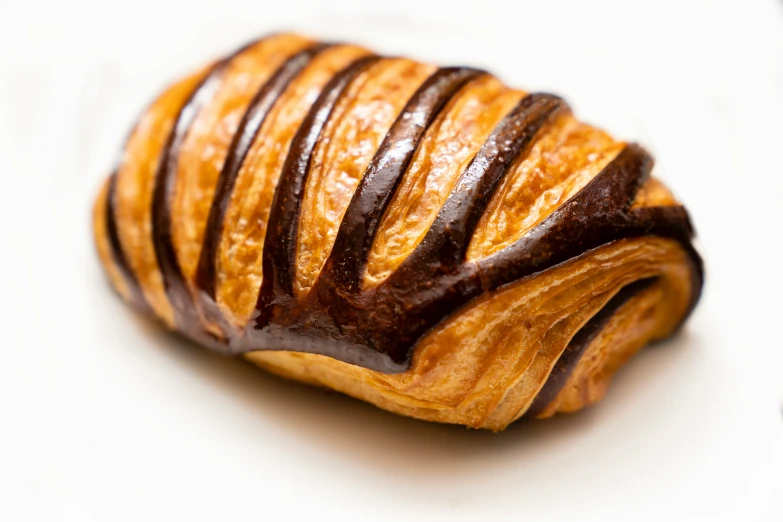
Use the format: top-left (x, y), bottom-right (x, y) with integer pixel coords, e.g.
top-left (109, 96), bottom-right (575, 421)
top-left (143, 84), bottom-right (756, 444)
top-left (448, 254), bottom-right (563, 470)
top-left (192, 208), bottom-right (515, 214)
top-left (93, 33), bottom-right (703, 430)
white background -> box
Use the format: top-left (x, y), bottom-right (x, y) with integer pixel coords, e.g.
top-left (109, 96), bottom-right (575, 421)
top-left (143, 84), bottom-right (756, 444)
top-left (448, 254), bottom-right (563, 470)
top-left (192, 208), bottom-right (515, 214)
top-left (1, 0), bottom-right (782, 520)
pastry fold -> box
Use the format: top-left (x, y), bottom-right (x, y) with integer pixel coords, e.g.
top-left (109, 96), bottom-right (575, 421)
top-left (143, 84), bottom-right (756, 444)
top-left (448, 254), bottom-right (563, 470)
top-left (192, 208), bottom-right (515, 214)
top-left (93, 33), bottom-right (703, 430)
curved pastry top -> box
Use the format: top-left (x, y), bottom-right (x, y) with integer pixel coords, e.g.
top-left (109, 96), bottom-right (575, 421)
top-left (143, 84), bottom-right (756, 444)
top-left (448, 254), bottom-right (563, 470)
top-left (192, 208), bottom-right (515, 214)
top-left (96, 33), bottom-right (703, 377)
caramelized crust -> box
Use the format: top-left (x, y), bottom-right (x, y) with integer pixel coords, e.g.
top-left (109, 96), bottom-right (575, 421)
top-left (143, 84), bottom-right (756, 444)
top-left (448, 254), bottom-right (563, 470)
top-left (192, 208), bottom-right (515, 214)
top-left (93, 33), bottom-right (703, 430)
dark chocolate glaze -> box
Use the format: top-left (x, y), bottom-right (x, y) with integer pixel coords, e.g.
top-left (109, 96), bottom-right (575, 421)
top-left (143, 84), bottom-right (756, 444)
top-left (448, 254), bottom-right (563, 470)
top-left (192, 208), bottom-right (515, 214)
top-left (394, 93), bottom-right (567, 273)
top-left (523, 278), bottom-right (655, 419)
top-left (150, 58), bottom-right (230, 332)
top-left (193, 43), bottom-right (333, 330)
top-left (104, 172), bottom-right (150, 313)
top-left (150, 36), bottom-right (296, 334)
top-left (321, 66), bottom-right (485, 293)
top-left (254, 55), bottom-right (382, 313)
top-left (477, 145), bottom-right (703, 319)
top-left (287, 93), bottom-right (569, 370)
top-left (122, 37), bottom-right (703, 402)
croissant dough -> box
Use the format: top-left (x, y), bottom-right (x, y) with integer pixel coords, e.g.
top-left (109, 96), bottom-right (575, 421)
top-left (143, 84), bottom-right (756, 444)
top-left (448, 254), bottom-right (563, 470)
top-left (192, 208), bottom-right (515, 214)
top-left (93, 33), bottom-right (703, 430)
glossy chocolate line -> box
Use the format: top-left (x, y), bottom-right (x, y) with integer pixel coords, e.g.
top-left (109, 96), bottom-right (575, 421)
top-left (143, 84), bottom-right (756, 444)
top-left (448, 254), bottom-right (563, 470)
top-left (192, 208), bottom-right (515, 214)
top-left (105, 172), bottom-right (151, 313)
top-left (320, 67), bottom-right (485, 294)
top-left (378, 93), bottom-right (567, 313)
top-left (194, 43), bottom-right (333, 302)
top-left (523, 278), bottom-right (656, 419)
top-left (396, 93), bottom-right (567, 273)
top-left (299, 93), bottom-right (569, 367)
top-left (319, 94), bottom-right (568, 366)
top-left (254, 54), bottom-right (381, 316)
top-left (150, 37), bottom-right (280, 330)
top-left (150, 57), bottom-right (230, 327)
top-left (477, 145), bottom-right (660, 290)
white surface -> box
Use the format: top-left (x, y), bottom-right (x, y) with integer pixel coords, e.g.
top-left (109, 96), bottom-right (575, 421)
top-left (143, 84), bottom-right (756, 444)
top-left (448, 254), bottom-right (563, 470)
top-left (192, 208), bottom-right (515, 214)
top-left (1, 0), bottom-right (782, 520)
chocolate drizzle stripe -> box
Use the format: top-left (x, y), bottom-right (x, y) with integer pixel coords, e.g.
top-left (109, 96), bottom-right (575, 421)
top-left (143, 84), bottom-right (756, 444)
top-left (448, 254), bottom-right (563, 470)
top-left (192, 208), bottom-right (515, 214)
top-left (320, 67), bottom-right (485, 293)
top-left (523, 278), bottom-right (656, 419)
top-left (304, 93), bottom-right (568, 367)
top-left (150, 57), bottom-right (231, 327)
top-left (110, 37), bottom-right (261, 316)
top-left (105, 172), bottom-right (151, 313)
top-left (151, 36), bottom-right (284, 330)
top-left (477, 144), bottom-right (661, 291)
top-left (254, 54), bottom-right (381, 317)
top-left (195, 43), bottom-right (333, 303)
top-left (395, 93), bottom-right (568, 273)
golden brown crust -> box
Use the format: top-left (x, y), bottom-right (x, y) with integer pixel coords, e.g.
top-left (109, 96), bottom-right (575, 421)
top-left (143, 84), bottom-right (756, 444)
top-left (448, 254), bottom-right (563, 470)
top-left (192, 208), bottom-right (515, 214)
top-left (93, 33), bottom-right (702, 430)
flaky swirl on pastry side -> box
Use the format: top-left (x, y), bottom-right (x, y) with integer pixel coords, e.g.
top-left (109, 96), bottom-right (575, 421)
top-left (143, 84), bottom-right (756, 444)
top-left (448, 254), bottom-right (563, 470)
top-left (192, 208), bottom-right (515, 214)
top-left (93, 33), bottom-right (703, 430)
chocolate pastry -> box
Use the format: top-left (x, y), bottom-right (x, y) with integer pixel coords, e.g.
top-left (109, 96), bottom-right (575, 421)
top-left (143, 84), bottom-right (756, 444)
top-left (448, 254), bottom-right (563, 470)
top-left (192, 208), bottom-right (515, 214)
top-left (93, 33), bottom-right (703, 430)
